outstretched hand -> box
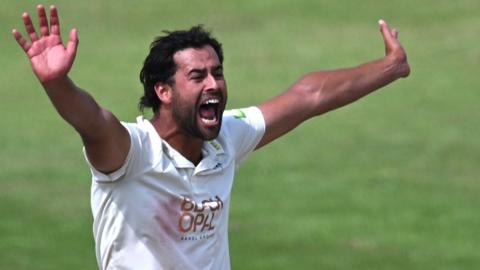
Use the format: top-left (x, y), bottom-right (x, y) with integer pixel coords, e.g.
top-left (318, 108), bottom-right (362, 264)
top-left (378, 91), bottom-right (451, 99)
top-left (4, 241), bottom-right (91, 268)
top-left (378, 19), bottom-right (410, 78)
top-left (12, 5), bottom-right (78, 83)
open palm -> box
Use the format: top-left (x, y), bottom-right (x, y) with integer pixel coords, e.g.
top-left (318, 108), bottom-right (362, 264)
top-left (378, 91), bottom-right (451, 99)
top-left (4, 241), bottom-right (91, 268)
top-left (13, 5), bottom-right (78, 83)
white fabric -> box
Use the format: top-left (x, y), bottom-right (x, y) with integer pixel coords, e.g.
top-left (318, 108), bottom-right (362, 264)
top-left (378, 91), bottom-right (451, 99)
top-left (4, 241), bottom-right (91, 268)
top-left (84, 107), bottom-right (265, 270)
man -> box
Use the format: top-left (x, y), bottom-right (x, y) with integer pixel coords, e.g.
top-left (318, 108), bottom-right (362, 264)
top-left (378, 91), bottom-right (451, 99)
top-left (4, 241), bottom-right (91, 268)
top-left (13, 4), bottom-right (410, 270)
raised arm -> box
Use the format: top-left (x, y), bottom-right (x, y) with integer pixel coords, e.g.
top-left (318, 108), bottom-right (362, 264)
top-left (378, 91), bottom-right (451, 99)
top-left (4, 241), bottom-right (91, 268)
top-left (13, 5), bottom-right (130, 174)
top-left (256, 19), bottom-right (410, 148)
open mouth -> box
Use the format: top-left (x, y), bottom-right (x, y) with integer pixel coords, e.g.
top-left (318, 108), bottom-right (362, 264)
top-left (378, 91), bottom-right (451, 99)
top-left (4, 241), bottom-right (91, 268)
top-left (198, 98), bottom-right (221, 126)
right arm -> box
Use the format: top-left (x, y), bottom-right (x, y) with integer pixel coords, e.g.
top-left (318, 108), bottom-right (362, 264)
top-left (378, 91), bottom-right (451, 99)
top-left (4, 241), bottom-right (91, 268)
top-left (13, 5), bottom-right (129, 174)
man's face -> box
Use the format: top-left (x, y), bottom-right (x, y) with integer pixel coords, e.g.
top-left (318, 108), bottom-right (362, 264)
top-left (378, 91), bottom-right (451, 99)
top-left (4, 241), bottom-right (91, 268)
top-left (170, 45), bottom-right (227, 140)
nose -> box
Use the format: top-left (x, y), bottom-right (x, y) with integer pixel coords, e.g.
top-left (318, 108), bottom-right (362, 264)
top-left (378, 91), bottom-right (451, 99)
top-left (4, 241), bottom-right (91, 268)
top-left (204, 73), bottom-right (219, 91)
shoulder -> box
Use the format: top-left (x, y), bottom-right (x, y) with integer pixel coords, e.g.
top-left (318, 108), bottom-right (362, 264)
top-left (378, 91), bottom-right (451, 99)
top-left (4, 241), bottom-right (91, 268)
top-left (221, 106), bottom-right (265, 131)
top-left (122, 116), bottom-right (164, 166)
top-left (218, 107), bottom-right (266, 164)
top-left (121, 116), bottom-right (157, 142)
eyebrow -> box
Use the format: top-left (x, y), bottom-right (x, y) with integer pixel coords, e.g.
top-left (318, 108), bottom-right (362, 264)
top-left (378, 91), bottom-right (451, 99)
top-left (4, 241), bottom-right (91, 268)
top-left (187, 68), bottom-right (206, 76)
top-left (187, 65), bottom-right (223, 76)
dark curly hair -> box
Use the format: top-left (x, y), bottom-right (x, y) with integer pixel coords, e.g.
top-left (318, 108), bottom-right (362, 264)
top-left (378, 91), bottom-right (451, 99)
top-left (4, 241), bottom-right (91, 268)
top-left (139, 25), bottom-right (224, 113)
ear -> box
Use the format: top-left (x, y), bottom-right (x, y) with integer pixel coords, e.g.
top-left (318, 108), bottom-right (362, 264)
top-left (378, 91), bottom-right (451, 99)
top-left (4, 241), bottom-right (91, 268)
top-left (154, 82), bottom-right (173, 105)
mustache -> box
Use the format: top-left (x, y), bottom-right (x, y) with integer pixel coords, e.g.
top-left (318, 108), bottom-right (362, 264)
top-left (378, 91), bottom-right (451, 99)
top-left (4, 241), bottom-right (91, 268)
top-left (197, 91), bottom-right (225, 104)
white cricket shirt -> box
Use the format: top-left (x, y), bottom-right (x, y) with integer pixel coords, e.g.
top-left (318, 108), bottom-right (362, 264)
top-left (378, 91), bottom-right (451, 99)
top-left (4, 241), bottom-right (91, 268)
top-left (84, 107), bottom-right (265, 270)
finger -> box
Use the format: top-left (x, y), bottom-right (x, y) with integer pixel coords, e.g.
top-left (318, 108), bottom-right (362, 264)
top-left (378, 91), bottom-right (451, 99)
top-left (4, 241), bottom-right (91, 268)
top-left (392, 28), bottom-right (399, 39)
top-left (66, 28), bottom-right (79, 57)
top-left (12, 29), bottom-right (31, 52)
top-left (22, 12), bottom-right (39, 42)
top-left (378, 19), bottom-right (393, 41)
top-left (37, 5), bottom-right (49, 36)
top-left (49, 5), bottom-right (61, 36)
top-left (378, 19), bottom-right (398, 53)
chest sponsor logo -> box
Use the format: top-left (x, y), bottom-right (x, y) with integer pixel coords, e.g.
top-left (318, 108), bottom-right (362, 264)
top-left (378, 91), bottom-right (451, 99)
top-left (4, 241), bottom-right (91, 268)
top-left (178, 196), bottom-right (224, 238)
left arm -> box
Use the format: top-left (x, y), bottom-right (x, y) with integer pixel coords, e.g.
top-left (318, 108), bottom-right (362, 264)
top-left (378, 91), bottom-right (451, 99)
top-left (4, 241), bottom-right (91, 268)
top-left (256, 19), bottom-right (410, 149)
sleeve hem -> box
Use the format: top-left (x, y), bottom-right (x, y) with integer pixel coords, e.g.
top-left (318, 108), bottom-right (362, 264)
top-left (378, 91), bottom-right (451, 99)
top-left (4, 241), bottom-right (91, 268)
top-left (83, 123), bottom-right (135, 183)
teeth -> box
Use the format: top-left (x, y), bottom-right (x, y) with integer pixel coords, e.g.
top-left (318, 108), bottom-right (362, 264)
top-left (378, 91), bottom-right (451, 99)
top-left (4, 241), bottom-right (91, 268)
top-left (201, 118), bottom-right (217, 124)
top-left (203, 98), bottom-right (220, 105)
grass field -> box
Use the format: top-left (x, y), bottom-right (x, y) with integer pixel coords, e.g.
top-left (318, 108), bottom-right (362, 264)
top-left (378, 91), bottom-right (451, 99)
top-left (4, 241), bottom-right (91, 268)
top-left (1, 0), bottom-right (479, 269)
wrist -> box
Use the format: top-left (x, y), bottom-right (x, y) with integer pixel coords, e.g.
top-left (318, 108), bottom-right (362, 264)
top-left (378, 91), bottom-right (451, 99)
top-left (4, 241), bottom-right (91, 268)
top-left (41, 76), bottom-right (75, 91)
top-left (384, 53), bottom-right (410, 79)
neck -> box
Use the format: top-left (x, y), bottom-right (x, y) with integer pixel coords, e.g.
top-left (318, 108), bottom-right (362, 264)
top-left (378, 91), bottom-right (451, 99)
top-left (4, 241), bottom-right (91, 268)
top-left (150, 113), bottom-right (203, 165)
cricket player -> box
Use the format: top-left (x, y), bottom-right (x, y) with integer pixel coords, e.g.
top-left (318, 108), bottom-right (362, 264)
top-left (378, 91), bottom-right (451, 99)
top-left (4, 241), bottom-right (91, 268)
top-left (13, 4), bottom-right (410, 270)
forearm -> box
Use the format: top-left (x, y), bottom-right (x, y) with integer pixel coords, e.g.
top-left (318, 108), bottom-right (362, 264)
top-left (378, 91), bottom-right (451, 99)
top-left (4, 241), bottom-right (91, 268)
top-left (257, 20), bottom-right (409, 149)
top-left (296, 56), bottom-right (408, 117)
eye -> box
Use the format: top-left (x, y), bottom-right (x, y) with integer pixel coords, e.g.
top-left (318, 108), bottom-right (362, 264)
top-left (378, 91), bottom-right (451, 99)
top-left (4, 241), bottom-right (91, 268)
top-left (190, 73), bottom-right (205, 81)
top-left (213, 70), bottom-right (224, 79)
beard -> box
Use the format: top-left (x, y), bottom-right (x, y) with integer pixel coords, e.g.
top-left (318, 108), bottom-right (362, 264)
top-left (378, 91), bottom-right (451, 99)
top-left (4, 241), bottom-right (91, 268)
top-left (171, 88), bottom-right (223, 141)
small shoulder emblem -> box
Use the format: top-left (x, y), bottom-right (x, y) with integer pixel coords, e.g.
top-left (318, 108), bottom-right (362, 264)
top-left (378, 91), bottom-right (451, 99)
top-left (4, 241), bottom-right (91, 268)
top-left (233, 110), bottom-right (246, 119)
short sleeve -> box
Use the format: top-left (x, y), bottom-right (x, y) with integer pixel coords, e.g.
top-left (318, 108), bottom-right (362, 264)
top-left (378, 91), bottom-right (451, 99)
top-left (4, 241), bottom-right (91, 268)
top-left (83, 122), bottom-right (140, 183)
top-left (222, 106), bottom-right (265, 166)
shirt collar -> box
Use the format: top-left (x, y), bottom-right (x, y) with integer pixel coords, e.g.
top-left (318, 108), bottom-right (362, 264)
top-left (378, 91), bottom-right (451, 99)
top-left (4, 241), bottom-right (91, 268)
top-left (138, 116), bottom-right (225, 174)
top-left (161, 139), bottom-right (226, 175)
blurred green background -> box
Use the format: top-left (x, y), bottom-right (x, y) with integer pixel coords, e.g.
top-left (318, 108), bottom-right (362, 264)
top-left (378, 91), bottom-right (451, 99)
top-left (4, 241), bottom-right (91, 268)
top-left (1, 0), bottom-right (479, 269)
